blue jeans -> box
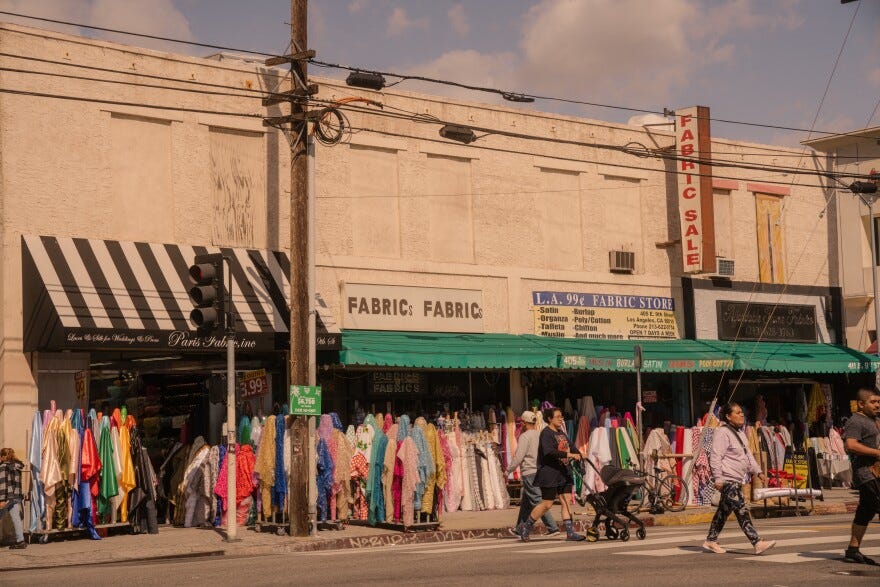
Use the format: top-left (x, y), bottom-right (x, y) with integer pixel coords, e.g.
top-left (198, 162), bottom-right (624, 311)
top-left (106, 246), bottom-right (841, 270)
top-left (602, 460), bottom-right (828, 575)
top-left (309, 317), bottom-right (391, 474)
top-left (517, 474), bottom-right (559, 531)
top-left (1, 499), bottom-right (24, 543)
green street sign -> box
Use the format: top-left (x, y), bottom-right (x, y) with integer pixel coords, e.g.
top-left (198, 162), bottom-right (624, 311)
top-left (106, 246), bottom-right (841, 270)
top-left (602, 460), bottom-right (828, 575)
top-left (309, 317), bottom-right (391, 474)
top-left (289, 385), bottom-right (322, 416)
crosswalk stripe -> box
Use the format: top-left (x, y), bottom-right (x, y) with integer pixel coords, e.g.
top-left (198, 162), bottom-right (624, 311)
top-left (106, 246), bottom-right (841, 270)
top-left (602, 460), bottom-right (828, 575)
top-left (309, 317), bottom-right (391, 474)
top-left (735, 545), bottom-right (880, 564)
top-left (395, 529), bottom-right (712, 555)
top-left (519, 528), bottom-right (816, 555)
top-left (614, 534), bottom-right (851, 557)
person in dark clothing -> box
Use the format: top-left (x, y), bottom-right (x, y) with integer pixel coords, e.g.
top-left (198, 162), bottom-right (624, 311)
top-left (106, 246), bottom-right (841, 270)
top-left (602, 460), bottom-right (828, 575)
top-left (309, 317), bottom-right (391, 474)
top-left (515, 407), bottom-right (585, 542)
top-left (0, 447), bottom-right (27, 549)
top-left (842, 388), bottom-right (880, 565)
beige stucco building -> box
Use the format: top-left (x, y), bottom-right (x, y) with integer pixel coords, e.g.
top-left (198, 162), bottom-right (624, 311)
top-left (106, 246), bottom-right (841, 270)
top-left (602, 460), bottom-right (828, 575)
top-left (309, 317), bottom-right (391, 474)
top-left (803, 129), bottom-right (880, 354)
top-left (0, 22), bottom-right (858, 454)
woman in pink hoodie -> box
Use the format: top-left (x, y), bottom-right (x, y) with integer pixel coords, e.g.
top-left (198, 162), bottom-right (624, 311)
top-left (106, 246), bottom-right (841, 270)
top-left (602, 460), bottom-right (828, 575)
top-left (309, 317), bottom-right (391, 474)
top-left (703, 403), bottom-right (776, 556)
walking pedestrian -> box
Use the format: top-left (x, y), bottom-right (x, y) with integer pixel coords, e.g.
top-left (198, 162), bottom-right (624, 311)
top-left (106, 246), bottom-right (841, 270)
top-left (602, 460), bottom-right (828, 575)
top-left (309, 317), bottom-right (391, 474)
top-left (0, 447), bottom-right (27, 549)
top-left (703, 403), bottom-right (776, 555)
top-left (842, 387), bottom-right (880, 565)
top-left (507, 410), bottom-right (560, 537)
top-left (516, 407), bottom-right (585, 542)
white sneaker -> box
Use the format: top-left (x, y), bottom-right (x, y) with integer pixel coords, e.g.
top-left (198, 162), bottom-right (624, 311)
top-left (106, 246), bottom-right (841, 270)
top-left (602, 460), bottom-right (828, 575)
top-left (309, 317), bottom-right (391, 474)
top-left (754, 540), bottom-right (776, 555)
top-left (702, 540), bottom-right (726, 554)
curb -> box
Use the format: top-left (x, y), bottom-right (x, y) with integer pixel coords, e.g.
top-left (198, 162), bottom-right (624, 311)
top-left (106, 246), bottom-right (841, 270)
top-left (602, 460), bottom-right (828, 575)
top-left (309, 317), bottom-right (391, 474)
top-left (651, 501), bottom-right (857, 527)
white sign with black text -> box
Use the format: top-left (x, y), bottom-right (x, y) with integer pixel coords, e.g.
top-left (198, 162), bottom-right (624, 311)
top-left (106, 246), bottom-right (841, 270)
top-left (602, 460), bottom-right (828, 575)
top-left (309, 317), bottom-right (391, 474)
top-left (342, 283), bottom-right (484, 332)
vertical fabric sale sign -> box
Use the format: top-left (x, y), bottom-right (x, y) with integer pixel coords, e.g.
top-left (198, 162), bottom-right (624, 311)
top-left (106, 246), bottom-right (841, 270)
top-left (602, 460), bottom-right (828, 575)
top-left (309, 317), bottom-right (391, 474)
top-left (675, 106), bottom-right (716, 273)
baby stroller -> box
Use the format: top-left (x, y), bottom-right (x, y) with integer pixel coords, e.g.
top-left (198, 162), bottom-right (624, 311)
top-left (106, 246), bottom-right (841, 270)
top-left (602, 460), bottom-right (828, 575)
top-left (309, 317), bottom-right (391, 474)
top-left (573, 459), bottom-right (647, 542)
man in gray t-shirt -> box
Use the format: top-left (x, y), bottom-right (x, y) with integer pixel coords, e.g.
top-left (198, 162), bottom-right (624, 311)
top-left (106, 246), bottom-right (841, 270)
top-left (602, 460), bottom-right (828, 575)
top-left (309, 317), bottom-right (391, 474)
top-left (508, 411), bottom-right (559, 536)
top-left (841, 388), bottom-right (880, 565)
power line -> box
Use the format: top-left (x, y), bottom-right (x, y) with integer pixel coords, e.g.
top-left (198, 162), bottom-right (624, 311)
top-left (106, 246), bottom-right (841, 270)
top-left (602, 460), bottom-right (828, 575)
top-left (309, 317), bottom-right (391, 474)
top-left (0, 87), bottom-right (264, 118)
top-left (0, 65), bottom-right (269, 101)
top-left (310, 59), bottom-right (880, 141)
top-left (0, 51), bottom-right (283, 96)
top-left (324, 99), bottom-right (874, 182)
top-left (0, 9), bottom-right (279, 57)
top-left (5, 9), bottom-right (877, 143)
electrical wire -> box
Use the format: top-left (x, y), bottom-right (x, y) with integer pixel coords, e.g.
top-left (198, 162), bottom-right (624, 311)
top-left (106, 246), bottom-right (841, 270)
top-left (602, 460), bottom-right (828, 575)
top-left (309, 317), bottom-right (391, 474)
top-left (310, 58), bottom-right (880, 142)
top-left (0, 86), bottom-right (264, 118)
top-left (0, 9), bottom-right (279, 57)
top-left (5, 8), bottom-right (878, 143)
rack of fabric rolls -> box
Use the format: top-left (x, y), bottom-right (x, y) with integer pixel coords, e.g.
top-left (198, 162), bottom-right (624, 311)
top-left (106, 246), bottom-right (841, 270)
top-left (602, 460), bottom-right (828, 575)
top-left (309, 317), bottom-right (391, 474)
top-left (25, 401), bottom-right (159, 543)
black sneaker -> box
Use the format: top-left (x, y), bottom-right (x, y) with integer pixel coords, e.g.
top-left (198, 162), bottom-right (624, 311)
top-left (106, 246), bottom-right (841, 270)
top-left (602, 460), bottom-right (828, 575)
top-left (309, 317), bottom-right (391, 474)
top-left (546, 528), bottom-right (561, 537)
top-left (9, 541), bottom-right (27, 550)
top-left (844, 549), bottom-right (877, 565)
top-left (508, 526), bottom-right (519, 537)
top-left (566, 532), bottom-right (587, 542)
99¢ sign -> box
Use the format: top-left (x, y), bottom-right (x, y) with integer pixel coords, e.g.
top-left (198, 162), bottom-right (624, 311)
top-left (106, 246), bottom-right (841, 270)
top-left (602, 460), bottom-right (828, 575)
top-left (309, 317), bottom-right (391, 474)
top-left (239, 369), bottom-right (269, 398)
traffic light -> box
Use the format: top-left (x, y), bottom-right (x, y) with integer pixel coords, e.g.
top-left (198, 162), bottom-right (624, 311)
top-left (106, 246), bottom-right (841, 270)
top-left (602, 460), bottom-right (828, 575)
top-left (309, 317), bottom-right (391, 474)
top-left (188, 253), bottom-right (225, 335)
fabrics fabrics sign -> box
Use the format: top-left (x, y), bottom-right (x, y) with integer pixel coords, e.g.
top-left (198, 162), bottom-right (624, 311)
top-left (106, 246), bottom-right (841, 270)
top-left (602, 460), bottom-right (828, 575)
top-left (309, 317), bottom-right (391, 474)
top-left (369, 371), bottom-right (426, 395)
top-left (343, 283), bottom-right (484, 333)
top-left (675, 106), bottom-right (716, 274)
top-left (289, 385), bottom-right (321, 416)
top-left (532, 291), bottom-right (679, 340)
top-left (239, 369), bottom-right (269, 398)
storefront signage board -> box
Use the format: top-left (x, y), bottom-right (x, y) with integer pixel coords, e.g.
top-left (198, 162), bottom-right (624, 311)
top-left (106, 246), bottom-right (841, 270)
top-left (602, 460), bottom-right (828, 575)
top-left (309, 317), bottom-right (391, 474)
top-left (289, 385), bottom-right (322, 416)
top-left (370, 371), bottom-right (426, 395)
top-left (533, 291), bottom-right (679, 340)
top-left (239, 369), bottom-right (269, 398)
top-left (675, 106), bottom-right (716, 274)
top-left (343, 283), bottom-right (484, 333)
top-left (716, 301), bottom-right (817, 342)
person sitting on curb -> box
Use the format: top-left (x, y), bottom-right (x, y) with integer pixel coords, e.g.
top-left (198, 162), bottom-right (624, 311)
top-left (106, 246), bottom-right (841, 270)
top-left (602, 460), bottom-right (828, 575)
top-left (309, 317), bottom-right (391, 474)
top-left (516, 407), bottom-right (585, 542)
top-left (703, 402), bottom-right (776, 556)
top-left (0, 447), bottom-right (27, 550)
top-left (507, 410), bottom-right (560, 537)
top-left (841, 387), bottom-right (880, 566)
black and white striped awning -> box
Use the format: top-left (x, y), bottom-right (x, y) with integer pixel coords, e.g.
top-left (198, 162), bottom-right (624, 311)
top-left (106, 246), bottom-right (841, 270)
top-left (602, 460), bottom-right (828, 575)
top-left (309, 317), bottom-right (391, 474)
top-left (22, 235), bottom-right (340, 352)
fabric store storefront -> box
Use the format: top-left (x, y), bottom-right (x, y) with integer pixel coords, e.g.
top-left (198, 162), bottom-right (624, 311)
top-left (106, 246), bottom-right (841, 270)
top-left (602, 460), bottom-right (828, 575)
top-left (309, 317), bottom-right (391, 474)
top-left (682, 276), bottom-right (876, 433)
top-left (22, 234), bottom-right (341, 457)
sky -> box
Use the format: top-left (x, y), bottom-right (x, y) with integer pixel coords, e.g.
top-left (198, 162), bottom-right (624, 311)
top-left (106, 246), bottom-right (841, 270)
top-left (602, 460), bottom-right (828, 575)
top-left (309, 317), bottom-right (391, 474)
top-left (1, 0), bottom-right (878, 147)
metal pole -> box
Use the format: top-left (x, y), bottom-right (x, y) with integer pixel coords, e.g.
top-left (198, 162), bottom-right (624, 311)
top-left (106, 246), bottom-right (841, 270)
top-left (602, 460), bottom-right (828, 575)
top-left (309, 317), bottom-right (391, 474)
top-left (635, 366), bottom-right (643, 461)
top-left (225, 261), bottom-right (237, 542)
top-left (307, 133), bottom-right (318, 536)
top-left (868, 199), bottom-right (880, 363)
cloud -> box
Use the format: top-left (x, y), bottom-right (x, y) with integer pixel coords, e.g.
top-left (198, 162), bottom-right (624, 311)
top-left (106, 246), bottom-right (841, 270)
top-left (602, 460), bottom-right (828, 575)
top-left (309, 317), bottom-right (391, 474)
top-left (386, 7), bottom-right (428, 37)
top-left (348, 0), bottom-right (368, 13)
top-left (396, 49), bottom-right (519, 105)
top-left (447, 4), bottom-right (470, 37)
top-left (0, 0), bottom-right (194, 53)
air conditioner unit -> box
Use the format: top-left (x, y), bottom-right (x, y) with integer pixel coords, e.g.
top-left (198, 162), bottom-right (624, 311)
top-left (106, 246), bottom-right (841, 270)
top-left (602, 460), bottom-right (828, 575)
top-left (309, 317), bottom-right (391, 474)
top-left (716, 257), bottom-right (735, 277)
top-left (609, 250), bottom-right (635, 273)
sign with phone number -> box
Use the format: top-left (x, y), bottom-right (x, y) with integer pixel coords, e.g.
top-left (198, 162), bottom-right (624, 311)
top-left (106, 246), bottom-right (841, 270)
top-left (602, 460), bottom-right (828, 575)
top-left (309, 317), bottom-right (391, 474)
top-left (289, 385), bottom-right (322, 416)
top-left (239, 369), bottom-right (269, 398)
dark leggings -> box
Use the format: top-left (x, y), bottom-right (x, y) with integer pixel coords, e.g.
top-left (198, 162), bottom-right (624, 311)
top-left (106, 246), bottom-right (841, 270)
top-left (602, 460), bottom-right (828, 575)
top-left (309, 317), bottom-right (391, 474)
top-left (706, 482), bottom-right (759, 545)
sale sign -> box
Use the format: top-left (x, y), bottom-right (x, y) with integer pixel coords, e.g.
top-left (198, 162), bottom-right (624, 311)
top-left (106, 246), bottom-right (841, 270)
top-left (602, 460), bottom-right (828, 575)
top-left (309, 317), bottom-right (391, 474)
top-left (239, 368), bottom-right (269, 398)
top-left (675, 106), bottom-right (715, 273)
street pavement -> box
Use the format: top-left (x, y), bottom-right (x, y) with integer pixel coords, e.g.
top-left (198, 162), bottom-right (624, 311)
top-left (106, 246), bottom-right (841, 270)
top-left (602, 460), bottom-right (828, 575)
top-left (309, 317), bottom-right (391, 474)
top-left (2, 515), bottom-right (878, 586)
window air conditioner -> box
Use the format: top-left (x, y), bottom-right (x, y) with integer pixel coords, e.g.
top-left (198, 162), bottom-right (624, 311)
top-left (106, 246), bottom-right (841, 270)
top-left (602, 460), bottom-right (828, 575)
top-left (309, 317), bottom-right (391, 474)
top-left (716, 257), bottom-right (735, 277)
top-left (609, 250), bottom-right (635, 273)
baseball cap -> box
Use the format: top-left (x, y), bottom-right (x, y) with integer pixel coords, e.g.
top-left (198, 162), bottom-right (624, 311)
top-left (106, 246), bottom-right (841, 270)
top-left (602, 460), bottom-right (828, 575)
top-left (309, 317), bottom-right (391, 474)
top-left (521, 410), bottom-right (537, 424)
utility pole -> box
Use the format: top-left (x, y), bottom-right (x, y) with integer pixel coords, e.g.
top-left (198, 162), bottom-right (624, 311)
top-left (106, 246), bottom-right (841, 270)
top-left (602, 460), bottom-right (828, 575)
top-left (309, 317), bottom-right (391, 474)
top-left (287, 0), bottom-right (311, 538)
top-left (263, 0), bottom-right (319, 538)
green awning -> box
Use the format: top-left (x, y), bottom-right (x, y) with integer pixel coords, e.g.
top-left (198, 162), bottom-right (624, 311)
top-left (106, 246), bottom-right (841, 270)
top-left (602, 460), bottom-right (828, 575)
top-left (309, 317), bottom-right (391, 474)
top-left (523, 336), bottom-right (735, 372)
top-left (338, 330), bottom-right (559, 369)
top-left (701, 340), bottom-right (880, 374)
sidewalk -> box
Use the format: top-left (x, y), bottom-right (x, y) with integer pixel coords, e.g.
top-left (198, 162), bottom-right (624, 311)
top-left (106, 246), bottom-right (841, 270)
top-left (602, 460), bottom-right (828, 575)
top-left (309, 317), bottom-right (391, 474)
top-left (0, 488), bottom-right (858, 570)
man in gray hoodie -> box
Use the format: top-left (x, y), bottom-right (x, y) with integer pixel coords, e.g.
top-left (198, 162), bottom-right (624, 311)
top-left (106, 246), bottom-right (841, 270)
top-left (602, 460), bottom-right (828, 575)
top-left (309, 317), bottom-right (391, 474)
top-left (508, 410), bottom-right (560, 537)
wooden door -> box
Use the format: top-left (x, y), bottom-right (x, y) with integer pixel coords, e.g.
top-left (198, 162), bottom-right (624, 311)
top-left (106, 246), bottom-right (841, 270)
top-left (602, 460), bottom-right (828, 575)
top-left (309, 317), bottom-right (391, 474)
top-left (756, 194), bottom-right (786, 283)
